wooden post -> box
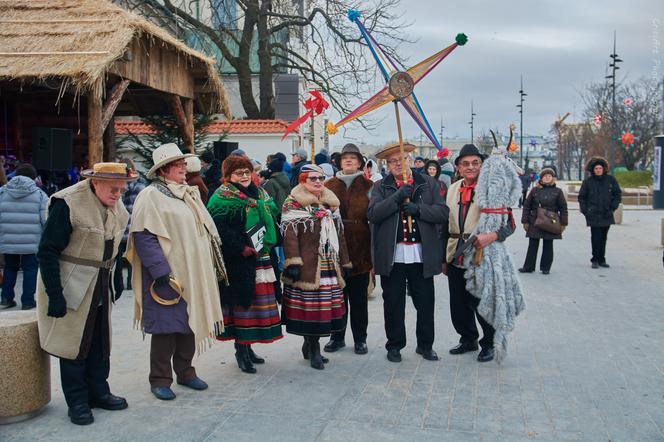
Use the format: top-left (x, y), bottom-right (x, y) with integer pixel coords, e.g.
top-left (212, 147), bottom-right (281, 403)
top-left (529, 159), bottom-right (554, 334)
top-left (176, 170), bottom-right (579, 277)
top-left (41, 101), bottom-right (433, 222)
top-left (101, 79), bottom-right (130, 131)
top-left (103, 117), bottom-right (115, 162)
top-left (171, 95), bottom-right (194, 153)
top-left (87, 89), bottom-right (103, 166)
top-left (171, 95), bottom-right (195, 153)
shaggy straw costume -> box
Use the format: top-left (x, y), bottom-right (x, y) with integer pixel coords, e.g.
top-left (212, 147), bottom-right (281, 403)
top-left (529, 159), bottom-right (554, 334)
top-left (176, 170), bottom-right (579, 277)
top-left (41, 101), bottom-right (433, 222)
top-left (462, 142), bottom-right (525, 364)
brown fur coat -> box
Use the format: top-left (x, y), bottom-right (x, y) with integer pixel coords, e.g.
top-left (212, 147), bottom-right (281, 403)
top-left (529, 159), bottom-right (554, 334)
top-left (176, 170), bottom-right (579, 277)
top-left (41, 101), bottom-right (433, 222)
top-left (325, 174), bottom-right (373, 276)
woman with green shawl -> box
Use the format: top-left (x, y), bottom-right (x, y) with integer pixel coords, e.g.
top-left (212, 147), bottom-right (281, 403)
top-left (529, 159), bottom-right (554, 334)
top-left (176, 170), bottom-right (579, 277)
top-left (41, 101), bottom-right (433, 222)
top-left (207, 156), bottom-right (282, 374)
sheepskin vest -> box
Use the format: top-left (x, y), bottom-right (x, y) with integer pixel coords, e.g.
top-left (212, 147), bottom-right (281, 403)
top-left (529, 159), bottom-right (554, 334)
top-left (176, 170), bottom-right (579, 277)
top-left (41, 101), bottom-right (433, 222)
top-left (37, 180), bottom-right (128, 360)
top-left (446, 179), bottom-right (480, 264)
top-left (325, 175), bottom-right (373, 276)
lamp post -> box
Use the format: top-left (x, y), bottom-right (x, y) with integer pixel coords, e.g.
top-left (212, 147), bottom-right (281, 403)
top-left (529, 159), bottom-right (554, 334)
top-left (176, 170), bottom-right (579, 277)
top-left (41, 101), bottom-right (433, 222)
top-left (468, 100), bottom-right (476, 143)
top-left (517, 75), bottom-right (527, 167)
top-left (605, 30), bottom-right (623, 168)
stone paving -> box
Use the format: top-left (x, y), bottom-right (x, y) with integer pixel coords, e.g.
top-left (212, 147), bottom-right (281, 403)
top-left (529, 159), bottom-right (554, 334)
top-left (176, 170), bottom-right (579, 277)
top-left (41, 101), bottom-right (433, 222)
top-left (1, 207), bottom-right (663, 441)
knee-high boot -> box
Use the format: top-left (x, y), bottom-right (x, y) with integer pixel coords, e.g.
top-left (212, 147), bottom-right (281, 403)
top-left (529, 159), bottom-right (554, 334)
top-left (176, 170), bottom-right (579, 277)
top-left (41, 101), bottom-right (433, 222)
top-left (234, 343), bottom-right (256, 374)
top-left (307, 337), bottom-right (325, 370)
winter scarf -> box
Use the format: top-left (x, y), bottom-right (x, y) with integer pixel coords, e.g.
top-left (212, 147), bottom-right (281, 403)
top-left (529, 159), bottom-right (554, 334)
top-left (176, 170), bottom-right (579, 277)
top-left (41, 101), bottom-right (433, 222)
top-left (281, 185), bottom-right (342, 259)
top-left (207, 183), bottom-right (278, 253)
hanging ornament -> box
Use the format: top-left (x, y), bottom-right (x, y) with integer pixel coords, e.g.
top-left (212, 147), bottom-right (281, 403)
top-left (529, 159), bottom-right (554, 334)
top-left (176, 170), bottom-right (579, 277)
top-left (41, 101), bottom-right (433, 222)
top-left (436, 147), bottom-right (450, 159)
top-left (593, 114), bottom-right (603, 127)
top-left (508, 141), bottom-right (519, 153)
top-left (619, 130), bottom-right (637, 149)
top-left (623, 97), bottom-right (633, 107)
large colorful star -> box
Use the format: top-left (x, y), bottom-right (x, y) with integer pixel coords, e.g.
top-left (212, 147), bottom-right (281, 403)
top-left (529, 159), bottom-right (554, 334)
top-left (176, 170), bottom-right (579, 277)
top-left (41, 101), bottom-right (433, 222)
top-left (327, 9), bottom-right (467, 150)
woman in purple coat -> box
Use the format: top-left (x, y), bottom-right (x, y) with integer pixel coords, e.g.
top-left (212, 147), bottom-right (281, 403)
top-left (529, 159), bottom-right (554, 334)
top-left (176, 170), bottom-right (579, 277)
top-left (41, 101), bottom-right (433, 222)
top-left (126, 144), bottom-right (225, 401)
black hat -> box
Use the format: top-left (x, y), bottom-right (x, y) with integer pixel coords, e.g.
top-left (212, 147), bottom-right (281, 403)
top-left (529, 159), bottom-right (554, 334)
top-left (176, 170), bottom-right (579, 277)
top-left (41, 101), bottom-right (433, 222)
top-left (268, 158), bottom-right (284, 173)
top-left (454, 144), bottom-right (486, 166)
top-left (340, 143), bottom-right (365, 168)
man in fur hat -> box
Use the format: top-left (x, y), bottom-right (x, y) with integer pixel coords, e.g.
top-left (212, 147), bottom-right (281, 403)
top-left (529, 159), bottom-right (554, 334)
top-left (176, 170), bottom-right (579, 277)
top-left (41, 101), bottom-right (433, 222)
top-left (444, 144), bottom-right (515, 363)
top-left (368, 143), bottom-right (448, 363)
top-left (323, 143), bottom-right (374, 355)
top-left (37, 162), bottom-right (137, 425)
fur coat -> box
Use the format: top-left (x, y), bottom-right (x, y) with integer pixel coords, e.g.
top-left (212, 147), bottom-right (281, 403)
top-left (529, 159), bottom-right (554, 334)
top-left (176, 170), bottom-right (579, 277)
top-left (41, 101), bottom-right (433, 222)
top-left (281, 185), bottom-right (352, 290)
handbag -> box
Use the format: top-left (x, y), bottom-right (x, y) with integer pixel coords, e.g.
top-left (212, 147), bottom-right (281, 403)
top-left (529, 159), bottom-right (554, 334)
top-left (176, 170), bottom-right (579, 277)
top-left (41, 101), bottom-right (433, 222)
top-left (534, 207), bottom-right (562, 235)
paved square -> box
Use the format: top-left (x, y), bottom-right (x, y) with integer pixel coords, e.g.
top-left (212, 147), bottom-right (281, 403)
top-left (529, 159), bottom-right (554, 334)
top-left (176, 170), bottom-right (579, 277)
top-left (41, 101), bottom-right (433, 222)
top-left (1, 207), bottom-right (663, 441)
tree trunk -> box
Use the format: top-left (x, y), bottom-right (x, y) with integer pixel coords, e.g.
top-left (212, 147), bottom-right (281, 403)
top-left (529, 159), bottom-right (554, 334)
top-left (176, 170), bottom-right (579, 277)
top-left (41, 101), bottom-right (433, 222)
top-left (237, 2), bottom-right (261, 119)
top-left (257, 0), bottom-right (275, 119)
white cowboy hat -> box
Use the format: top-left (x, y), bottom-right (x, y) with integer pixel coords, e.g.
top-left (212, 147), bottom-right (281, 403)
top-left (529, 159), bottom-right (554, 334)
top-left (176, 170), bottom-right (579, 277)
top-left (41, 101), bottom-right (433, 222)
top-left (146, 143), bottom-right (195, 179)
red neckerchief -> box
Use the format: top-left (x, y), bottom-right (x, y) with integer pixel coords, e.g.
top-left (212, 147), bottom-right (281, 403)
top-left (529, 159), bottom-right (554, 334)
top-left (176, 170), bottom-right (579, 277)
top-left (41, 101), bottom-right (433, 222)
top-left (459, 181), bottom-right (476, 205)
top-left (395, 176), bottom-right (414, 188)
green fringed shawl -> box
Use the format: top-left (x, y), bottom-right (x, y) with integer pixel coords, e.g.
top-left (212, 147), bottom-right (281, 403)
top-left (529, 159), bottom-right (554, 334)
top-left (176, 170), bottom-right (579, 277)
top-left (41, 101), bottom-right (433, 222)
top-left (207, 183), bottom-right (278, 252)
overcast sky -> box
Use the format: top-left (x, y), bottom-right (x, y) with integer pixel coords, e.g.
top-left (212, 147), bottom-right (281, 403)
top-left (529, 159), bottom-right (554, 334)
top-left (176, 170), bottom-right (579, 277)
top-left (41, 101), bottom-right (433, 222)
top-left (328, 0), bottom-right (663, 148)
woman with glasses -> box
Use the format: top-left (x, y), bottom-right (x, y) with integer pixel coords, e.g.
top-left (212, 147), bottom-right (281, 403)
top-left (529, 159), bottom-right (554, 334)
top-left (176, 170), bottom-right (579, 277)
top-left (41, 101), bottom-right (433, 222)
top-left (281, 164), bottom-right (352, 370)
top-left (207, 156), bottom-right (283, 374)
top-left (126, 143), bottom-right (224, 401)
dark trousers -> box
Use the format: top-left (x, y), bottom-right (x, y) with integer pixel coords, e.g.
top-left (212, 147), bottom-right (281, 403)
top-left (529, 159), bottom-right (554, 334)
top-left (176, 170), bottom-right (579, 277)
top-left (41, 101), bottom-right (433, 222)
top-left (113, 241), bottom-right (130, 296)
top-left (149, 333), bottom-right (196, 388)
top-left (590, 226), bottom-right (610, 264)
top-left (448, 264), bottom-right (494, 349)
top-left (519, 190), bottom-right (527, 207)
top-left (380, 263), bottom-right (434, 351)
top-left (59, 306), bottom-right (110, 407)
top-left (1, 253), bottom-right (38, 306)
top-left (331, 272), bottom-right (369, 344)
top-left (522, 238), bottom-right (554, 271)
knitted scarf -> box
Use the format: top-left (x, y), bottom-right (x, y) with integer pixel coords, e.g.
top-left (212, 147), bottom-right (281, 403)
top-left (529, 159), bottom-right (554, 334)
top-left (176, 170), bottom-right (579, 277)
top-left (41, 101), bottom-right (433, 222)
top-left (207, 183), bottom-right (278, 253)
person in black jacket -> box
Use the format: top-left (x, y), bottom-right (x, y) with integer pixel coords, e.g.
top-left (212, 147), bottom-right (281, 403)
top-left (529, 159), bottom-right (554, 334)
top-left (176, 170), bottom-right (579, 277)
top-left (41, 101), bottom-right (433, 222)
top-left (519, 168), bottom-right (568, 274)
top-left (289, 148), bottom-right (309, 188)
top-left (368, 143), bottom-right (449, 363)
top-left (201, 150), bottom-right (222, 196)
top-left (578, 157), bottom-right (622, 269)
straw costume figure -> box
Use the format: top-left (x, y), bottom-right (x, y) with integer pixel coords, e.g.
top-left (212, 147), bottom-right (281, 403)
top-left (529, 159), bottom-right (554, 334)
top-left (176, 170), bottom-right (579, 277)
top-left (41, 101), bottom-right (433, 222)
top-left (462, 131), bottom-right (526, 363)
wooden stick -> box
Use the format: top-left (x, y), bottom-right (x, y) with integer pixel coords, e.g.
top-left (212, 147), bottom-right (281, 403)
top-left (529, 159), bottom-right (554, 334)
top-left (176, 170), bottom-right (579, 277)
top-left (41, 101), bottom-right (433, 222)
top-left (394, 101), bottom-right (412, 232)
top-left (310, 117), bottom-right (315, 164)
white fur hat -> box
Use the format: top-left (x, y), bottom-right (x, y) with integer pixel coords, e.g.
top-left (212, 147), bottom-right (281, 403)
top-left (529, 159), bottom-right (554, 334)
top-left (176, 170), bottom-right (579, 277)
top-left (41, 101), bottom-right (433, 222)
top-left (146, 143), bottom-right (195, 179)
top-left (185, 156), bottom-right (202, 173)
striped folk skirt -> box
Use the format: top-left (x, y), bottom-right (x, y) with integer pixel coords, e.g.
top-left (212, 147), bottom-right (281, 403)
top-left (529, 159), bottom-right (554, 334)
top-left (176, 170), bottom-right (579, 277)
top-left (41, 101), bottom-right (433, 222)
top-left (216, 254), bottom-right (283, 344)
top-left (282, 253), bottom-right (346, 337)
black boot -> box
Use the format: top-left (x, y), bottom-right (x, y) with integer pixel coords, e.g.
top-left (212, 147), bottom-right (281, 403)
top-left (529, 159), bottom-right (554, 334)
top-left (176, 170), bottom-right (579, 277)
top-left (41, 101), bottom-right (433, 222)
top-left (302, 338), bottom-right (329, 363)
top-left (247, 345), bottom-right (265, 364)
top-left (308, 337), bottom-right (325, 370)
top-left (234, 343), bottom-right (256, 374)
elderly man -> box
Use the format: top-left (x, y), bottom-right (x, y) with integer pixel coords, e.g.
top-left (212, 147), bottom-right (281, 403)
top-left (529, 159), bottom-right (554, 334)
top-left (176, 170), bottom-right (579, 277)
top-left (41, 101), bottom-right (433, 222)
top-left (37, 162), bottom-right (137, 425)
top-left (368, 143), bottom-right (448, 363)
top-left (444, 144), bottom-right (515, 363)
top-left (323, 143), bottom-right (374, 355)
top-left (289, 148), bottom-right (310, 188)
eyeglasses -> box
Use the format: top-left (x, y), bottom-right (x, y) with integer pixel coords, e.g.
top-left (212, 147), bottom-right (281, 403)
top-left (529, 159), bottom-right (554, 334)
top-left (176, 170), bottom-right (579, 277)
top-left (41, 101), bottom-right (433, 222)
top-left (307, 175), bottom-right (325, 182)
top-left (459, 160), bottom-right (481, 168)
top-left (171, 160), bottom-right (187, 168)
top-left (232, 170), bottom-right (252, 178)
top-left (387, 157), bottom-right (409, 165)
top-left (108, 186), bottom-right (126, 195)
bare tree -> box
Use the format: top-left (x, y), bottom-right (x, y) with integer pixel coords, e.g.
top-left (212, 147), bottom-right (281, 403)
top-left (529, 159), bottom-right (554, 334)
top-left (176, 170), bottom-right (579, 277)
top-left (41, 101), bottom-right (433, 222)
top-left (115, 0), bottom-right (412, 122)
top-left (580, 77), bottom-right (663, 170)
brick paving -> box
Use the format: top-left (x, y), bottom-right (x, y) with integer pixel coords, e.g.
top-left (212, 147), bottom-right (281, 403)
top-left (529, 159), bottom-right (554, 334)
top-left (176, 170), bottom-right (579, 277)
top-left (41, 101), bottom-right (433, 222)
top-left (1, 207), bottom-right (663, 441)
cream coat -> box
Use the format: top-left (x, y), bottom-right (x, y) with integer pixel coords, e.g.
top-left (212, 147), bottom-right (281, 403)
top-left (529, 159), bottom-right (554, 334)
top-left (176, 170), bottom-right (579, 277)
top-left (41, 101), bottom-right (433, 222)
top-left (446, 179), bottom-right (481, 264)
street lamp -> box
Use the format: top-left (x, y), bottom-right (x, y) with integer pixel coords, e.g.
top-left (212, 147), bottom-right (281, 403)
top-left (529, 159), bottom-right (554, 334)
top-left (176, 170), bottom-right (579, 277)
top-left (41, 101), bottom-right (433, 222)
top-left (605, 30), bottom-right (623, 168)
top-left (517, 75), bottom-right (527, 167)
top-left (468, 100), bottom-right (477, 142)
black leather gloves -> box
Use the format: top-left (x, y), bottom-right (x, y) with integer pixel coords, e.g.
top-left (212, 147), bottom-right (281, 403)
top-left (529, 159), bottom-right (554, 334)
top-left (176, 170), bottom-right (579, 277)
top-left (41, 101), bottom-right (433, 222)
top-left (47, 293), bottom-right (67, 318)
top-left (393, 184), bottom-right (413, 202)
top-left (283, 265), bottom-right (301, 281)
top-left (402, 202), bottom-right (420, 218)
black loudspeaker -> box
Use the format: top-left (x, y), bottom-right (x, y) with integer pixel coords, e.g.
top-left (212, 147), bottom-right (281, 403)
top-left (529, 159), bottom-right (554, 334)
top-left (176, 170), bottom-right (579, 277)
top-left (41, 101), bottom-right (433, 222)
top-left (213, 141), bottom-right (239, 163)
top-left (32, 127), bottom-right (73, 171)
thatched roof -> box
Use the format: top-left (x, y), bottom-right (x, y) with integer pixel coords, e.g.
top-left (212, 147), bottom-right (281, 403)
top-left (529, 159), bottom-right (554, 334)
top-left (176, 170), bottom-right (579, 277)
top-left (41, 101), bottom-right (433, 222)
top-left (0, 0), bottom-right (231, 117)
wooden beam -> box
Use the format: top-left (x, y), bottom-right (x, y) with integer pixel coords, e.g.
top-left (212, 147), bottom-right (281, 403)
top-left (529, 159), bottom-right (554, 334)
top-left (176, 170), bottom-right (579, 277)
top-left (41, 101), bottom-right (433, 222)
top-left (88, 90), bottom-right (103, 166)
top-left (170, 95), bottom-right (194, 153)
top-left (103, 117), bottom-right (116, 162)
top-left (101, 79), bottom-right (130, 131)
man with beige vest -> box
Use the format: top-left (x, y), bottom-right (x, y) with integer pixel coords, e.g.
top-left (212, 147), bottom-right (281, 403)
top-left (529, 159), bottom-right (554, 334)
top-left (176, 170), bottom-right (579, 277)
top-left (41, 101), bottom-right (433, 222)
top-left (37, 162), bottom-right (137, 425)
top-left (444, 145), bottom-right (514, 363)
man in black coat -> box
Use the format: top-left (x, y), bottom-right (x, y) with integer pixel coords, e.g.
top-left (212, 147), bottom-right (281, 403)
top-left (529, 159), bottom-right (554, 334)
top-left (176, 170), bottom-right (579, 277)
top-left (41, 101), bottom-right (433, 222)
top-left (201, 151), bottom-right (222, 196)
top-left (578, 157), bottom-right (622, 269)
top-left (289, 148), bottom-right (309, 188)
top-left (368, 143), bottom-right (449, 363)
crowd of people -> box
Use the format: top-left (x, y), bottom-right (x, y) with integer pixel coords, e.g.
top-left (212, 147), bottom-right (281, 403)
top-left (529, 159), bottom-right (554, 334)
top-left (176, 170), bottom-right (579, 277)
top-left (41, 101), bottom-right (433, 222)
top-left (0, 145), bottom-right (622, 426)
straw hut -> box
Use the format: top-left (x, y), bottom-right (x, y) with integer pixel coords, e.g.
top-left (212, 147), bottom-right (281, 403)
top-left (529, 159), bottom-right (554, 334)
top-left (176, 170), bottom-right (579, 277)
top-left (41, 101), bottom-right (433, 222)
top-left (0, 0), bottom-right (231, 168)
